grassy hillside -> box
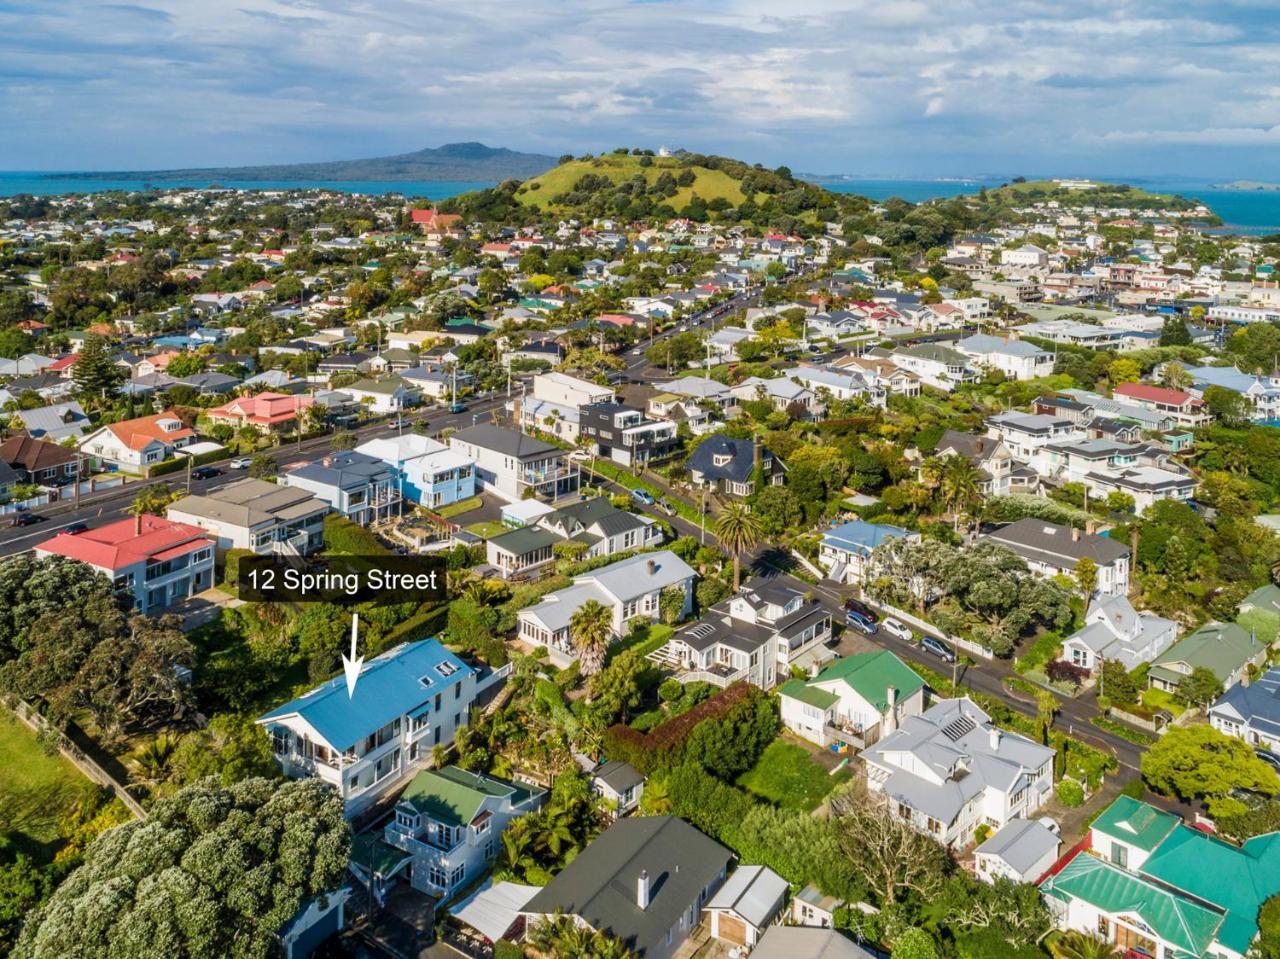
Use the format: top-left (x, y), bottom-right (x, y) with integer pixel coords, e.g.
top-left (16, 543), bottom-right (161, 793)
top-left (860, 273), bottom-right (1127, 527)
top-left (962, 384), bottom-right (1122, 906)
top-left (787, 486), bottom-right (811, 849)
top-left (515, 154), bottom-right (749, 211)
top-left (983, 179), bottom-right (1195, 211)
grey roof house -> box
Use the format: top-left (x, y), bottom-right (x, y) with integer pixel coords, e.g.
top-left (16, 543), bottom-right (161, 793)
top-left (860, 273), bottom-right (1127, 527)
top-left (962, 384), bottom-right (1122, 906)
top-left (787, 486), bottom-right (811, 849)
top-left (753, 927), bottom-right (876, 959)
top-left (981, 518), bottom-right (1131, 598)
top-left (974, 817), bottom-right (1061, 884)
top-left (1061, 594), bottom-right (1178, 673)
top-left (520, 816), bottom-right (732, 959)
top-left (280, 451), bottom-right (401, 527)
top-left (16, 401), bottom-right (90, 441)
top-left (704, 865), bottom-right (788, 950)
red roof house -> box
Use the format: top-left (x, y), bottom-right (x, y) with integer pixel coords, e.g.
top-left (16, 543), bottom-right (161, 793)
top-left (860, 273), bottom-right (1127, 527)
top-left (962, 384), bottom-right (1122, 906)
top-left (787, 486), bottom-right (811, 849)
top-left (207, 392), bottom-right (314, 430)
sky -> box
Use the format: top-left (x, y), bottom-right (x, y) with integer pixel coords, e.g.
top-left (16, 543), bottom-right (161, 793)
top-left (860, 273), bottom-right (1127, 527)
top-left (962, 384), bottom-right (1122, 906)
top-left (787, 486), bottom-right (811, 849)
top-left (3, 0), bottom-right (1280, 179)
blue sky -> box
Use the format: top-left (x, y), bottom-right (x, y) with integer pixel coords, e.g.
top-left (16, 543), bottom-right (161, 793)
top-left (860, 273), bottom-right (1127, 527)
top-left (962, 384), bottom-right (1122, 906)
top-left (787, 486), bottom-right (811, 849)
top-left (3, 0), bottom-right (1279, 178)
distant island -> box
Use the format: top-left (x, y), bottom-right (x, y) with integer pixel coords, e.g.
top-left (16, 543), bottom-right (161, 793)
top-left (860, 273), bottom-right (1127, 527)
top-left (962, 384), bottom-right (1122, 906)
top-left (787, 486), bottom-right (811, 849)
top-left (1213, 180), bottom-right (1280, 191)
top-left (44, 142), bottom-right (559, 184)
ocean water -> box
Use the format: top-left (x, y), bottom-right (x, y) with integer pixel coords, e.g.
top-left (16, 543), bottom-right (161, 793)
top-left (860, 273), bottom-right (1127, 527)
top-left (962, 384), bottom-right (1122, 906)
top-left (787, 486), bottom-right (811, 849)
top-left (3, 170), bottom-right (1280, 235)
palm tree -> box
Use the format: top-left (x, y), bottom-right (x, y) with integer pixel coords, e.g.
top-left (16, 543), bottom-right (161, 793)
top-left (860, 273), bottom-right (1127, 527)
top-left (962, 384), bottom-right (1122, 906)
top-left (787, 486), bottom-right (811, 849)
top-left (570, 599), bottom-right (613, 677)
top-left (1050, 931), bottom-right (1119, 959)
top-left (496, 823), bottom-right (536, 881)
top-left (134, 735), bottom-right (176, 783)
top-left (638, 778), bottom-right (671, 815)
top-left (714, 501), bottom-right (762, 590)
top-left (939, 455), bottom-right (983, 534)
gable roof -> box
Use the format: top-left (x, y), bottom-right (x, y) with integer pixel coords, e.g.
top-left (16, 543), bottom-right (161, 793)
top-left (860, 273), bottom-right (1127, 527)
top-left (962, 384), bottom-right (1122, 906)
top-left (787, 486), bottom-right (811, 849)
top-left (705, 865), bottom-right (787, 928)
top-left (397, 766), bottom-right (538, 826)
top-left (983, 518), bottom-right (1129, 566)
top-left (97, 410), bottom-right (194, 451)
top-left (808, 650), bottom-right (925, 712)
top-left (521, 817), bottom-right (732, 958)
top-left (752, 927), bottom-right (875, 959)
top-left (821, 519), bottom-right (910, 555)
top-left (35, 514), bottom-right (211, 571)
top-left (975, 818), bottom-right (1059, 876)
top-left (451, 424), bottom-right (560, 460)
top-left (1211, 667), bottom-right (1280, 737)
top-left (257, 639), bottom-right (472, 752)
top-left (1150, 621), bottom-right (1264, 685)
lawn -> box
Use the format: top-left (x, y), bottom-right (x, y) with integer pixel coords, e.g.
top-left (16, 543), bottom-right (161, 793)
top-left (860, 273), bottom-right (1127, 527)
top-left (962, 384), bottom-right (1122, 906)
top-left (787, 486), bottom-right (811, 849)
top-left (437, 496), bottom-right (483, 520)
top-left (1141, 686), bottom-right (1186, 718)
top-left (0, 708), bottom-right (96, 860)
top-left (736, 740), bottom-right (851, 812)
top-left (464, 521), bottom-right (507, 540)
top-left (515, 154), bottom-right (748, 212)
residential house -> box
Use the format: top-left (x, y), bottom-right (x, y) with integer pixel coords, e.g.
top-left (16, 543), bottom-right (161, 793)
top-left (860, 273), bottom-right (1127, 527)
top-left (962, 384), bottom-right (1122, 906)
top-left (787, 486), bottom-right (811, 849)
top-left (578, 402), bottom-right (679, 468)
top-left (15, 401), bottom-right (90, 441)
top-left (1148, 622), bottom-right (1268, 695)
top-left (954, 334), bottom-right (1054, 381)
top-left (355, 435), bottom-right (475, 509)
top-left (487, 497), bottom-right (662, 581)
top-left (34, 514), bottom-right (215, 614)
top-left (651, 377), bottom-right (736, 415)
top-left (448, 424), bottom-right (579, 503)
top-left (1061, 594), bottom-right (1179, 673)
top-left (651, 582), bottom-right (833, 690)
top-left (1112, 382), bottom-right (1209, 428)
top-left (0, 434), bottom-right (86, 487)
top-left (355, 766), bottom-right (545, 901)
top-left (889, 343), bottom-right (978, 391)
top-left (1041, 795), bottom-right (1280, 959)
top-left (729, 375), bottom-right (821, 416)
top-left (790, 885), bottom-right (844, 929)
top-left (590, 760), bottom-right (646, 818)
top-left (1082, 464), bottom-right (1198, 513)
top-left (206, 391), bottom-right (314, 433)
top-left (753, 927), bottom-right (875, 959)
top-left (167, 478), bottom-right (329, 555)
top-left (778, 649), bottom-right (926, 751)
top-left (818, 520), bottom-right (915, 585)
top-left (686, 435), bottom-right (784, 499)
top-left (77, 410), bottom-right (196, 470)
top-left (257, 639), bottom-right (487, 816)
top-left (974, 818), bottom-right (1060, 885)
top-left (1184, 365), bottom-right (1280, 423)
top-left (280, 451), bottom-right (401, 526)
top-left (517, 371), bottom-right (614, 441)
top-left (981, 518), bottom-right (1131, 597)
top-left (704, 865), bottom-right (788, 950)
top-left (1209, 667), bottom-right (1280, 753)
top-left (343, 375), bottom-right (421, 413)
top-left (644, 391), bottom-right (713, 433)
top-left (785, 366), bottom-right (882, 407)
top-left (932, 430), bottom-right (1017, 496)
top-left (862, 698), bottom-right (1055, 847)
top-left (516, 551), bottom-right (696, 666)
top-left (520, 816), bottom-right (732, 959)
top-left (985, 412), bottom-right (1081, 468)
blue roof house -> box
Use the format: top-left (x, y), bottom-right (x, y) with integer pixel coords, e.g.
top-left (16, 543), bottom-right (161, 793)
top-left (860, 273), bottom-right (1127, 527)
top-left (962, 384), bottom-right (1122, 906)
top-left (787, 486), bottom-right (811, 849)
top-left (819, 520), bottom-right (916, 585)
top-left (257, 639), bottom-right (502, 817)
top-left (1209, 666), bottom-right (1280, 754)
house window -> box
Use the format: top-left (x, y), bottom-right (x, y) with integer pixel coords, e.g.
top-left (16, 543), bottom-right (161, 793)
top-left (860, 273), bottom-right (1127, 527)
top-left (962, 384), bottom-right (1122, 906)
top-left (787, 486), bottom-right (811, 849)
top-left (429, 865), bottom-right (448, 888)
top-left (485, 837), bottom-right (497, 860)
top-left (1111, 843), bottom-right (1128, 869)
top-left (450, 864), bottom-right (465, 887)
top-left (474, 817), bottom-right (490, 835)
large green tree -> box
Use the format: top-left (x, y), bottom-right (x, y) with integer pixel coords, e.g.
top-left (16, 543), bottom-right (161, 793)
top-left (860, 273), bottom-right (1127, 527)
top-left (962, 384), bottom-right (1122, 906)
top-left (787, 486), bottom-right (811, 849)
top-left (14, 777), bottom-right (350, 959)
top-left (1141, 724), bottom-right (1280, 818)
top-left (570, 599), bottom-right (613, 677)
top-left (69, 332), bottom-right (122, 404)
top-left (714, 501), bottom-right (761, 591)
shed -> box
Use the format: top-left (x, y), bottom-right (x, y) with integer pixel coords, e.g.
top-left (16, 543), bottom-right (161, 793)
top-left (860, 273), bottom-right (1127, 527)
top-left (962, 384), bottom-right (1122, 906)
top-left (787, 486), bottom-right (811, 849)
top-left (704, 864), bottom-right (788, 948)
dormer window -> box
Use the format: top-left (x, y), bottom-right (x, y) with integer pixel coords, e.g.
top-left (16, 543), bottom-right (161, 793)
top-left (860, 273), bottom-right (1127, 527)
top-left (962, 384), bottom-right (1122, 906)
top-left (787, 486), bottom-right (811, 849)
top-left (418, 675), bottom-right (434, 688)
top-left (713, 453), bottom-right (731, 467)
top-left (158, 418), bottom-right (182, 432)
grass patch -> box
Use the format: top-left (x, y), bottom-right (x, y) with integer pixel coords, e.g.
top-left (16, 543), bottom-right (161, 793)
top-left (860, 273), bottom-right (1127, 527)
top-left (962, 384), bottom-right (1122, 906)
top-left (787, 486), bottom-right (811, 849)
top-left (1015, 631), bottom-right (1063, 675)
top-left (1091, 716), bottom-right (1156, 746)
top-left (1141, 686), bottom-right (1185, 718)
top-left (736, 740), bottom-right (850, 812)
top-left (0, 708), bottom-right (96, 861)
top-left (436, 496), bottom-right (483, 520)
top-left (464, 521), bottom-right (507, 540)
top-left (515, 154), bottom-right (749, 212)
top-left (609, 623), bottom-right (675, 665)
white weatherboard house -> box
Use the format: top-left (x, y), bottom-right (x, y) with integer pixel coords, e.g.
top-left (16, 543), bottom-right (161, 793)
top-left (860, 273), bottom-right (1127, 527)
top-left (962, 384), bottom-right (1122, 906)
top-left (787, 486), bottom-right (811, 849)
top-left (778, 650), bottom-right (926, 751)
top-left (974, 818), bottom-right (1061, 884)
top-left (448, 424), bottom-right (579, 503)
top-left (1061, 594), bottom-right (1178, 673)
top-left (257, 639), bottom-right (500, 817)
top-left (862, 698), bottom-right (1055, 848)
top-left (981, 518), bottom-right (1131, 598)
top-left (516, 551), bottom-right (696, 666)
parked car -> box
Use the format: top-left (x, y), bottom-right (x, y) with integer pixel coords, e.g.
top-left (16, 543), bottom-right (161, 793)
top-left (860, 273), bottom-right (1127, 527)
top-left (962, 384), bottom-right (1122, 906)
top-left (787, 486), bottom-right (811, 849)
top-left (921, 636), bottom-right (956, 662)
top-left (630, 488), bottom-right (656, 507)
top-left (845, 610), bottom-right (877, 635)
top-left (843, 598), bottom-right (878, 623)
top-left (229, 457), bottom-right (252, 469)
top-left (449, 402), bottom-right (467, 414)
top-left (60, 522), bottom-right (88, 535)
top-left (569, 449), bottom-right (590, 462)
top-left (10, 512), bottom-right (42, 527)
top-left (1257, 749), bottom-right (1280, 774)
top-left (191, 466), bottom-right (221, 480)
top-left (881, 617), bottom-right (913, 642)
top-left (656, 499), bottom-right (677, 516)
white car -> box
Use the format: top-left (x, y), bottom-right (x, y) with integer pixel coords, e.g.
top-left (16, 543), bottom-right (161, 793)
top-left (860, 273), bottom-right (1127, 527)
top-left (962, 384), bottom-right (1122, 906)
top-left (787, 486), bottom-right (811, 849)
top-left (229, 457), bottom-right (252, 469)
top-left (568, 449), bottom-right (590, 462)
top-left (881, 617), bottom-right (913, 642)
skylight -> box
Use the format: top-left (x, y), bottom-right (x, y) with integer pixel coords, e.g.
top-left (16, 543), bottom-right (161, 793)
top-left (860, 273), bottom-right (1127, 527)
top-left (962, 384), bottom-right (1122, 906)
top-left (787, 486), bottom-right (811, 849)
top-left (941, 716), bottom-right (977, 742)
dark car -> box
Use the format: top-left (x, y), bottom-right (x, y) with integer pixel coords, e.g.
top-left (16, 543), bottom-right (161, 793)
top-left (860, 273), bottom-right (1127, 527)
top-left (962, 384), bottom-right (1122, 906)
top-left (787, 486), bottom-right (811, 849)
top-left (449, 402), bottom-right (467, 414)
top-left (843, 598), bottom-right (879, 623)
top-left (921, 636), bottom-right (957, 662)
top-left (10, 512), bottom-right (42, 527)
top-left (60, 522), bottom-right (89, 535)
top-left (845, 609), bottom-right (877, 635)
top-left (191, 466), bottom-right (221, 480)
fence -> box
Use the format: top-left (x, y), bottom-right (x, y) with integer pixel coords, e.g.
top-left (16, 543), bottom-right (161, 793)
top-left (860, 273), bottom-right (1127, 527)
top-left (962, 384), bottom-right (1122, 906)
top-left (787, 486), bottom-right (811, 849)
top-left (866, 600), bottom-right (995, 661)
top-left (7, 698), bottom-right (147, 819)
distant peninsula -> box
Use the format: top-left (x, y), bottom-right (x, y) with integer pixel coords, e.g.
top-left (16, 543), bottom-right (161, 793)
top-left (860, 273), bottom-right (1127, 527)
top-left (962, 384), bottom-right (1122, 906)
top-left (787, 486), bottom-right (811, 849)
top-left (44, 142), bottom-right (559, 184)
top-left (1213, 180), bottom-right (1280, 191)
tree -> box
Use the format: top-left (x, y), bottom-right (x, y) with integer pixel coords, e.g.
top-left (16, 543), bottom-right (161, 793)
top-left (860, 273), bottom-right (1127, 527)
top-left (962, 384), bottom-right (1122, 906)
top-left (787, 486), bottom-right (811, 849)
top-left (1074, 557), bottom-right (1098, 597)
top-left (940, 455), bottom-right (983, 532)
top-left (1107, 357), bottom-right (1141, 384)
top-left (829, 783), bottom-right (949, 905)
top-left (658, 586), bottom-right (686, 625)
top-left (753, 485), bottom-right (802, 536)
top-left (1159, 315), bottom-right (1192, 347)
top-left (1050, 930), bottom-right (1119, 959)
top-left (891, 927), bottom-right (940, 959)
top-left (69, 333), bottom-right (122, 403)
top-left (1258, 892), bottom-right (1280, 959)
top-left (329, 431), bottom-right (356, 452)
top-left (714, 502), bottom-right (761, 591)
top-left (14, 777), bottom-right (350, 959)
top-left (589, 650), bottom-right (649, 723)
top-left (0, 556), bottom-right (122, 663)
top-left (1141, 724), bottom-right (1280, 818)
top-left (130, 484), bottom-right (178, 517)
top-left (1178, 665), bottom-right (1223, 709)
top-left (248, 453), bottom-right (276, 478)
top-left (570, 599), bottom-right (613, 677)
top-left (1202, 384), bottom-right (1251, 427)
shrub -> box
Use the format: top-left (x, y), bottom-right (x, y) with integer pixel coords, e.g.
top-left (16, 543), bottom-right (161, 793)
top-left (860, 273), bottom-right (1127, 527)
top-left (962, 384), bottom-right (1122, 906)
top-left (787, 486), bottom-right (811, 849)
top-left (1046, 659), bottom-right (1090, 687)
top-left (974, 823), bottom-right (991, 845)
top-left (1056, 779), bottom-right (1085, 808)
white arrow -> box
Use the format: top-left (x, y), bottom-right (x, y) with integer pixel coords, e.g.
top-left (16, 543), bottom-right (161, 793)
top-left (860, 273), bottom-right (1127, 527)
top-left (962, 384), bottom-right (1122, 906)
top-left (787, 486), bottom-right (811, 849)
top-left (342, 612), bottom-right (363, 699)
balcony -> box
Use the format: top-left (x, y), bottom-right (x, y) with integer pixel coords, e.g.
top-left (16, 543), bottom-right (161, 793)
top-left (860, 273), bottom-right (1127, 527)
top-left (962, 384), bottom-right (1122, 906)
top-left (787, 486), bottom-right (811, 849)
top-left (823, 720), bottom-right (880, 751)
top-left (673, 661), bottom-right (749, 688)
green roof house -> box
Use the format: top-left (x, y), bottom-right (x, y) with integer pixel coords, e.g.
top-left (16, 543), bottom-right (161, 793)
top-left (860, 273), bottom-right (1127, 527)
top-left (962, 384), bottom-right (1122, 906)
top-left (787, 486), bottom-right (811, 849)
top-left (1041, 795), bottom-right (1280, 958)
top-left (1240, 583), bottom-right (1280, 617)
top-left (778, 650), bottom-right (926, 750)
top-left (1148, 621), bottom-right (1267, 694)
top-left (350, 766), bottom-right (545, 904)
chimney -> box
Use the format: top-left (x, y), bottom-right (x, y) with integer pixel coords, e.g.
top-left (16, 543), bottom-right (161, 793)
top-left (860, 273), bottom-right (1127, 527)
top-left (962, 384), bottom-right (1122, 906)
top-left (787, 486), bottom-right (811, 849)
top-left (989, 727), bottom-right (1001, 751)
top-left (323, 456), bottom-right (332, 468)
top-left (885, 686), bottom-right (899, 733)
top-left (1129, 528), bottom-right (1140, 598)
top-left (1071, 526), bottom-right (1080, 542)
top-left (753, 434), bottom-right (762, 471)
top-left (647, 559), bottom-right (657, 576)
top-left (135, 513), bottom-right (143, 536)
top-left (637, 870), bottom-right (650, 910)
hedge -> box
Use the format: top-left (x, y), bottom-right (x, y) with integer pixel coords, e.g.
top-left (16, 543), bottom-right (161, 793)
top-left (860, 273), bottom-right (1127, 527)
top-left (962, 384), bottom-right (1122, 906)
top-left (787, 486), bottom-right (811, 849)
top-left (220, 547), bottom-right (255, 594)
top-left (148, 447), bottom-right (227, 477)
top-left (323, 514), bottom-right (390, 556)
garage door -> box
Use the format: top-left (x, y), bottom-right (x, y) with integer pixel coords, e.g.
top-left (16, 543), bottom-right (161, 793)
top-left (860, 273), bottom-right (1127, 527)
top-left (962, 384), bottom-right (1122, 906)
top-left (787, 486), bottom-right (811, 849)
top-left (717, 913), bottom-right (748, 946)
